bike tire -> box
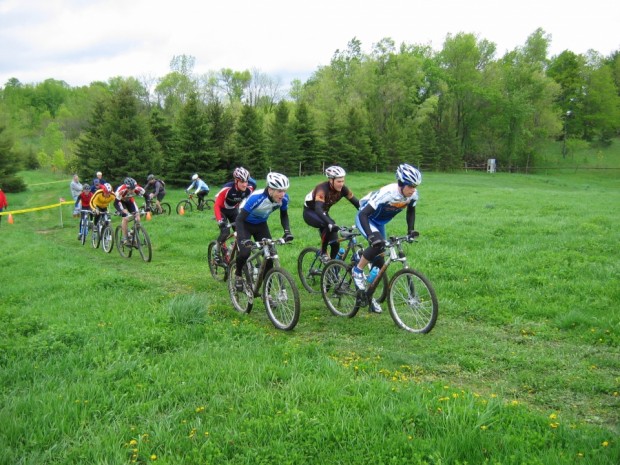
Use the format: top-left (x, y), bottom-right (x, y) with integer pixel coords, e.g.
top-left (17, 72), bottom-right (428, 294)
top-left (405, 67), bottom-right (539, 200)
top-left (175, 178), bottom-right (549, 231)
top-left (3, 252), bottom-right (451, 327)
top-left (115, 225), bottom-right (132, 258)
top-left (80, 217), bottom-right (88, 246)
top-left (263, 268), bottom-right (301, 331)
top-left (101, 225), bottom-right (114, 253)
top-left (227, 262), bottom-right (253, 314)
top-left (176, 200), bottom-right (192, 215)
top-left (320, 259), bottom-right (359, 317)
top-left (388, 268), bottom-right (438, 334)
top-left (202, 199), bottom-right (214, 210)
top-left (91, 226), bottom-right (101, 249)
top-left (134, 224), bottom-right (152, 262)
top-left (157, 202), bottom-right (171, 215)
top-left (207, 240), bottom-right (228, 282)
top-left (297, 246), bottom-right (323, 293)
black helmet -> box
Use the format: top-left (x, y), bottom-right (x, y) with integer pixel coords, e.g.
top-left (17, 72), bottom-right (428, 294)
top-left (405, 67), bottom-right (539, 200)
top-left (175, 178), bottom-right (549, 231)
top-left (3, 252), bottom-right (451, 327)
top-left (124, 177), bottom-right (137, 189)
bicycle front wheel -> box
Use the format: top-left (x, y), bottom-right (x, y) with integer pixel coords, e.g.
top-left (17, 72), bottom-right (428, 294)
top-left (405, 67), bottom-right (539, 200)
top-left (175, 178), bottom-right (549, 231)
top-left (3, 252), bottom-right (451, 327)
top-left (207, 240), bottom-right (228, 282)
top-left (227, 262), bottom-right (253, 314)
top-left (115, 225), bottom-right (132, 258)
top-left (80, 218), bottom-right (88, 245)
top-left (101, 225), bottom-right (114, 253)
top-left (263, 268), bottom-right (300, 331)
top-left (321, 260), bottom-right (359, 318)
top-left (91, 226), bottom-right (100, 249)
top-left (388, 269), bottom-right (438, 333)
top-left (134, 224), bottom-right (152, 262)
top-left (297, 246), bottom-right (323, 293)
top-left (176, 200), bottom-right (192, 215)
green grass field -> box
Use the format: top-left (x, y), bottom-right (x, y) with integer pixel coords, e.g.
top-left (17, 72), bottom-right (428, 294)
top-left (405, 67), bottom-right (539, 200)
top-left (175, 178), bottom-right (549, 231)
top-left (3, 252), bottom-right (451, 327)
top-left (0, 163), bottom-right (618, 464)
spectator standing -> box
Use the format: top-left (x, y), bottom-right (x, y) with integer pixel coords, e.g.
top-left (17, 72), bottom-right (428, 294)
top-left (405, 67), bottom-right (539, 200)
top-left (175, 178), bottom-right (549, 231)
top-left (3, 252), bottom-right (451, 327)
top-left (70, 174), bottom-right (83, 216)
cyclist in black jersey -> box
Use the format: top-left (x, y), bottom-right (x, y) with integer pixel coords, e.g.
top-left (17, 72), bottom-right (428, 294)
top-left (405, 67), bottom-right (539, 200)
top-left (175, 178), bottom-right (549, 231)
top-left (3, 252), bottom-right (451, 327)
top-left (303, 166), bottom-right (359, 261)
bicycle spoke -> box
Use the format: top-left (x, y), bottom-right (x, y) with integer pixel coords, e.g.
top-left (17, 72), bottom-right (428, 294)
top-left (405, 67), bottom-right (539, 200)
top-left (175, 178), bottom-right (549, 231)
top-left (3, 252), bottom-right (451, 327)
top-left (388, 269), bottom-right (438, 333)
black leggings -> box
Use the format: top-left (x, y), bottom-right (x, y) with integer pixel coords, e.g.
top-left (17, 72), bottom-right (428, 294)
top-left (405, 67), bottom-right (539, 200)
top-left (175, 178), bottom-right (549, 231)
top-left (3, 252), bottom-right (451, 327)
top-left (235, 222), bottom-right (273, 277)
top-left (217, 209), bottom-right (238, 244)
top-left (303, 207), bottom-right (338, 258)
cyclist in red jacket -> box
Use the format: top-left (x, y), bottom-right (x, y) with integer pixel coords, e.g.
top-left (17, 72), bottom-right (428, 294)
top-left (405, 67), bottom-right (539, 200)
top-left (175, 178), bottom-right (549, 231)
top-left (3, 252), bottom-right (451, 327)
top-left (213, 167), bottom-right (256, 262)
top-left (114, 177), bottom-right (145, 245)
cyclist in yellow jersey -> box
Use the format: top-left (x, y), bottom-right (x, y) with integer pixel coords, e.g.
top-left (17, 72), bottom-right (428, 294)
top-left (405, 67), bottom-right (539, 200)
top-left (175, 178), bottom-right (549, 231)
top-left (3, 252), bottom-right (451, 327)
top-left (90, 183), bottom-right (115, 229)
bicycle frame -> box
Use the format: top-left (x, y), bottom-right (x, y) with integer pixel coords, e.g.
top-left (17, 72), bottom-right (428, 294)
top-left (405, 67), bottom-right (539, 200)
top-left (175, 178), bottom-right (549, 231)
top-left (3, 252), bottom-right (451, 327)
top-left (244, 238), bottom-right (285, 297)
top-left (363, 235), bottom-right (411, 299)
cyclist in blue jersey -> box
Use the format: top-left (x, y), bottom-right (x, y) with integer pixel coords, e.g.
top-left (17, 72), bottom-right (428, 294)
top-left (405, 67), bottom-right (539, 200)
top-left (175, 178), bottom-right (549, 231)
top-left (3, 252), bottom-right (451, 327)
top-left (233, 172), bottom-right (294, 291)
top-left (352, 164), bottom-right (422, 312)
top-left (186, 173), bottom-right (210, 209)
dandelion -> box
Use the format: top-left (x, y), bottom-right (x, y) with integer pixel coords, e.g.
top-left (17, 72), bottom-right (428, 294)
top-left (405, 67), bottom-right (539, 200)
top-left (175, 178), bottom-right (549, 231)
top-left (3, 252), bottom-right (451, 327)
top-left (204, 431), bottom-right (210, 437)
top-left (602, 441), bottom-right (609, 447)
top-left (195, 406), bottom-right (205, 413)
top-left (480, 425), bottom-right (488, 431)
top-left (491, 393), bottom-right (497, 398)
top-left (129, 439), bottom-right (138, 446)
top-left (510, 400), bottom-right (519, 406)
top-left (550, 422), bottom-right (559, 429)
top-left (549, 413), bottom-right (557, 420)
top-left (150, 454), bottom-right (157, 461)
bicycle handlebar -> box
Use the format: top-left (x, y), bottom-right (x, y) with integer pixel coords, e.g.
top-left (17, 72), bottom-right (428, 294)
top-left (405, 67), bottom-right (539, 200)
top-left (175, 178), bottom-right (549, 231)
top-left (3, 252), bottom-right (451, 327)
top-left (241, 237), bottom-right (287, 249)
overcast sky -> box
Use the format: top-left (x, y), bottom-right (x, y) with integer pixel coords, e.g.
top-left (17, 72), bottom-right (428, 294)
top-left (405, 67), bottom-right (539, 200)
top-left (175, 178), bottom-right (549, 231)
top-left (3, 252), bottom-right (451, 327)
top-left (1, 0), bottom-right (618, 88)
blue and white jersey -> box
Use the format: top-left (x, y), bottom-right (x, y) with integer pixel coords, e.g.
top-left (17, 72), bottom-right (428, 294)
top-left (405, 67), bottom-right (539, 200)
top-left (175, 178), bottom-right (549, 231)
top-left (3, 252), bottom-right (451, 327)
top-left (240, 188), bottom-right (289, 224)
top-left (359, 183), bottom-right (418, 226)
top-left (186, 179), bottom-right (209, 194)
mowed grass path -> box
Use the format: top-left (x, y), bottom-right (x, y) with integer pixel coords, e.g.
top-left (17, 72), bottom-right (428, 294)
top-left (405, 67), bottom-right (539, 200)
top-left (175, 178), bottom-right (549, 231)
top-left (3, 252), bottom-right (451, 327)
top-left (0, 168), bottom-right (618, 464)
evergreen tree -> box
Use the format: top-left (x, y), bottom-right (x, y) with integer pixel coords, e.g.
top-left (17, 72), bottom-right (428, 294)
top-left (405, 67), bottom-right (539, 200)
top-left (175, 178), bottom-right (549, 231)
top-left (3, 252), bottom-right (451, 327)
top-left (292, 102), bottom-right (320, 175)
top-left (267, 101), bottom-right (295, 173)
top-left (235, 104), bottom-right (266, 177)
top-left (75, 99), bottom-right (107, 180)
top-left (205, 99), bottom-right (233, 181)
top-left (149, 108), bottom-right (179, 180)
top-left (174, 92), bottom-right (212, 184)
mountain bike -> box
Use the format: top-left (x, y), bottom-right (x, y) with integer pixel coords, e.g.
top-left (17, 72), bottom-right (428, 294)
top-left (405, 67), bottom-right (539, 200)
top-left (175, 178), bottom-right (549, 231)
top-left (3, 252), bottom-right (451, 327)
top-left (207, 220), bottom-right (237, 282)
top-left (140, 196), bottom-right (171, 216)
top-left (114, 213), bottom-right (152, 262)
top-left (227, 237), bottom-right (300, 331)
top-left (320, 234), bottom-right (438, 333)
top-left (176, 192), bottom-right (214, 214)
top-left (78, 209), bottom-right (93, 246)
top-left (297, 225), bottom-right (388, 300)
top-left (91, 209), bottom-right (114, 253)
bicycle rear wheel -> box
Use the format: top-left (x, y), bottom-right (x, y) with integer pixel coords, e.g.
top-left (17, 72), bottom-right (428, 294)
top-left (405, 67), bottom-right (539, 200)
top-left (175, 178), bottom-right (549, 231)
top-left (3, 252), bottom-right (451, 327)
top-left (101, 225), bottom-right (114, 253)
top-left (202, 199), bottom-right (214, 210)
top-left (176, 200), bottom-right (192, 214)
top-left (134, 224), bottom-right (152, 262)
top-left (263, 268), bottom-right (300, 331)
top-left (320, 260), bottom-right (359, 317)
top-left (388, 269), bottom-right (438, 333)
top-left (297, 246), bottom-right (323, 293)
top-left (207, 240), bottom-right (228, 281)
top-left (153, 202), bottom-right (172, 215)
top-left (227, 262), bottom-right (253, 313)
top-left (115, 225), bottom-right (132, 258)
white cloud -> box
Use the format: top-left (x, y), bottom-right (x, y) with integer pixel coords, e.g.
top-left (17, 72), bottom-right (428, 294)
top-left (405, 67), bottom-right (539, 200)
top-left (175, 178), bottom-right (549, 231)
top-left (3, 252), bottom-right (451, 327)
top-left (1, 0), bottom-right (618, 87)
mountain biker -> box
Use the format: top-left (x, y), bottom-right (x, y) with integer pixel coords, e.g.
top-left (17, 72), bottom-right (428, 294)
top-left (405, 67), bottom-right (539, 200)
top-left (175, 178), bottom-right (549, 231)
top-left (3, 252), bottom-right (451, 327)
top-left (77, 184), bottom-right (94, 240)
top-left (90, 183), bottom-right (115, 229)
top-left (233, 172), bottom-right (294, 292)
top-left (213, 167), bottom-right (257, 262)
top-left (352, 164), bottom-right (422, 313)
top-left (186, 174), bottom-right (210, 210)
top-left (145, 174), bottom-right (166, 213)
top-left (114, 177), bottom-right (146, 245)
top-left (303, 165), bottom-right (360, 262)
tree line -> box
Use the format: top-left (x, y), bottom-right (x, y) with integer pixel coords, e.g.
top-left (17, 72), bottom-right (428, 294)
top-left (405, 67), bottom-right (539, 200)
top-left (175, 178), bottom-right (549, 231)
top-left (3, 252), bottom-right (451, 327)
top-left (1, 28), bottom-right (619, 191)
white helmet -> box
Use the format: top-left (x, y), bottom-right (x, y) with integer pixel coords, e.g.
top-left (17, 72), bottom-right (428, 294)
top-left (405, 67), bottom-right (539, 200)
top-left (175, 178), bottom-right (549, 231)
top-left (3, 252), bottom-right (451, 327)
top-left (191, 173), bottom-right (199, 181)
top-left (266, 172), bottom-right (290, 190)
top-left (325, 166), bottom-right (346, 179)
top-left (396, 164), bottom-right (422, 187)
top-left (233, 167), bottom-right (250, 182)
